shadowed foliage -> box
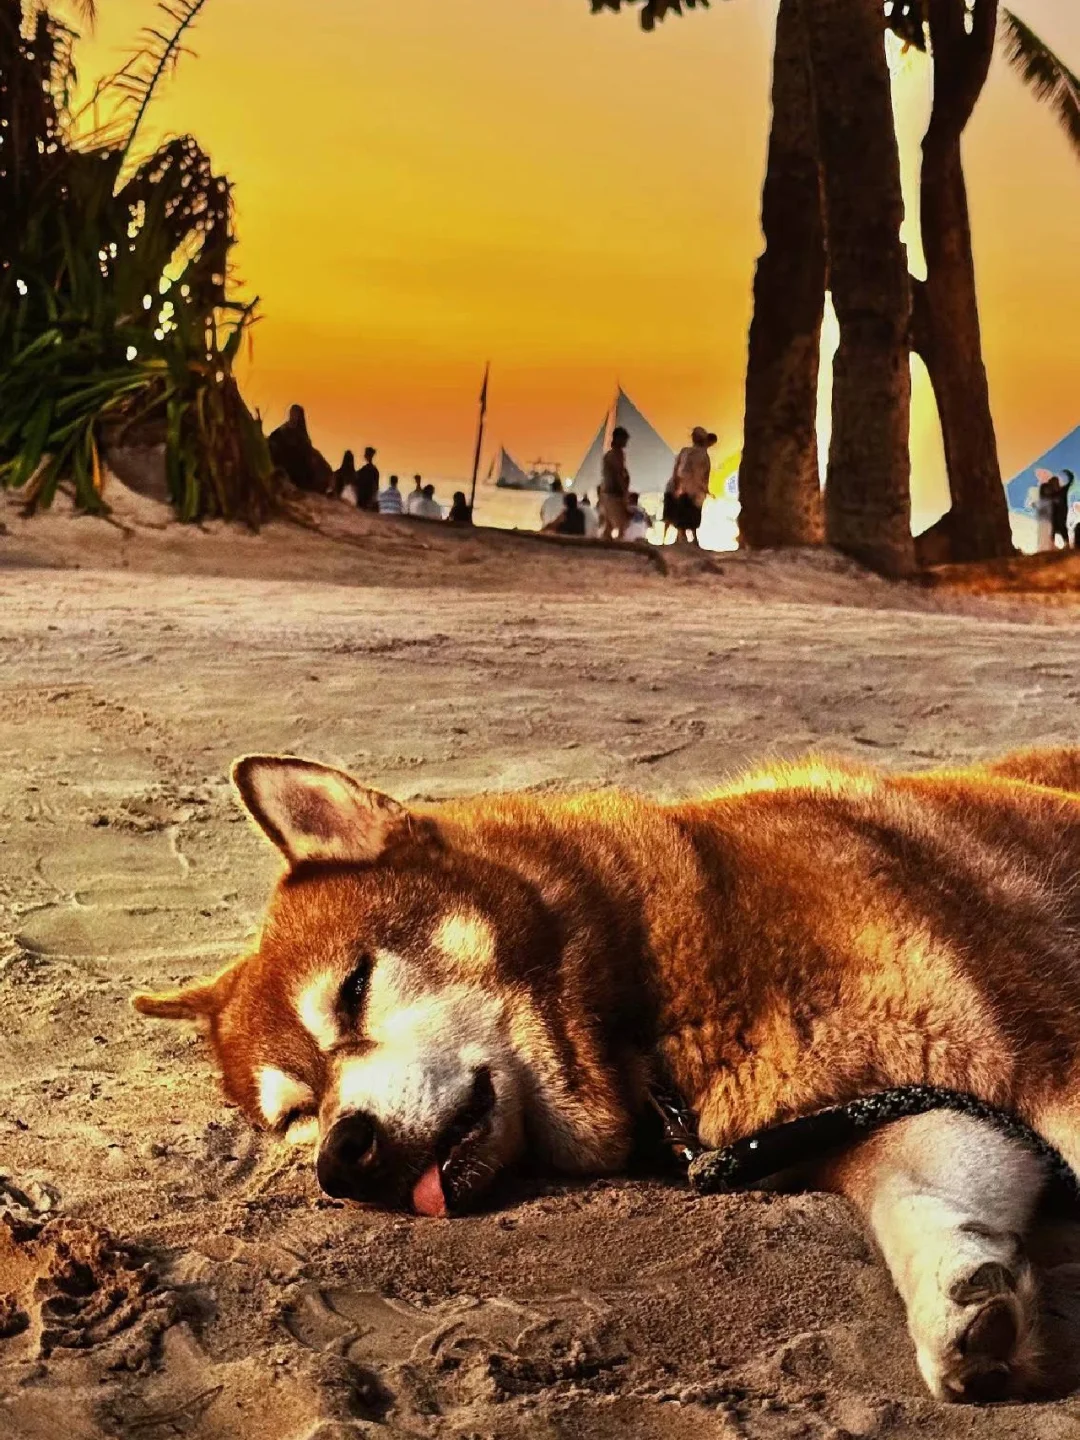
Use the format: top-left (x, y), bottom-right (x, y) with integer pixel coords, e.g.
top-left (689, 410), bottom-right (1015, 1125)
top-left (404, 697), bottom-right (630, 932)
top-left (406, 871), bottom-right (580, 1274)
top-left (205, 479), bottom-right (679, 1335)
top-left (0, 0), bottom-right (282, 524)
top-left (589, 0), bottom-right (711, 32)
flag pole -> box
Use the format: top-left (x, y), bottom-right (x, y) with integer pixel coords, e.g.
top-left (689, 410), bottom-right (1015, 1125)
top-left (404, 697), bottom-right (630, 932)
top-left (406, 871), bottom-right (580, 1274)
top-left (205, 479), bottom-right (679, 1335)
top-left (468, 361), bottom-right (490, 521)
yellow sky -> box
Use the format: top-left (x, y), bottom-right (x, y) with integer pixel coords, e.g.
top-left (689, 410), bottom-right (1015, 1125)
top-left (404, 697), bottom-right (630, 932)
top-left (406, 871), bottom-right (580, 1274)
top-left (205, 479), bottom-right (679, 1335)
top-left (73, 1), bottom-right (1079, 517)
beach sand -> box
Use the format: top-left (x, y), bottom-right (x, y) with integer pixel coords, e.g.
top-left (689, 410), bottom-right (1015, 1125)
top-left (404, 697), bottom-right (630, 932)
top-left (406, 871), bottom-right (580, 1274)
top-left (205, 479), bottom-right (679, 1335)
top-left (3, 484), bottom-right (1080, 1440)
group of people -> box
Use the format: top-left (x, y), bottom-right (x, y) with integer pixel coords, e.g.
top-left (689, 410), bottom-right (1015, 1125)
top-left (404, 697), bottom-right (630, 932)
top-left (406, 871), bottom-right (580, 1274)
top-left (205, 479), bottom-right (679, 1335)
top-left (539, 477), bottom-right (650, 540)
top-left (369, 470), bottom-right (473, 524)
top-left (1032, 469), bottom-right (1077, 552)
top-left (268, 402), bottom-right (723, 548)
top-left (267, 406), bottom-right (473, 525)
top-left (541, 424), bottom-right (717, 545)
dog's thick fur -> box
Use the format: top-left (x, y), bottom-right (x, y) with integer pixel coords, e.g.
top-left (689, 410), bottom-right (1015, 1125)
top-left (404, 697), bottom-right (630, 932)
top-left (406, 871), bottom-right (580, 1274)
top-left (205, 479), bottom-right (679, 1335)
top-left (135, 746), bottom-right (1080, 1403)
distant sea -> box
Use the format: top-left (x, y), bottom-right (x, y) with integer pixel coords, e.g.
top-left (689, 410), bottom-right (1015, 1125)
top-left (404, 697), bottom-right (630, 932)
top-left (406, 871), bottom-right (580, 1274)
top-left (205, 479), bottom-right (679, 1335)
top-left (457, 482), bottom-right (739, 552)
top-left (437, 483), bottom-right (1045, 555)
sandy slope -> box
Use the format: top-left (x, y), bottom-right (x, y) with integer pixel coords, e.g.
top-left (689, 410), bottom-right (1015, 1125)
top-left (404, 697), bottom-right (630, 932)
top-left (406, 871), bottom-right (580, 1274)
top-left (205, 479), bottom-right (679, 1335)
top-left (2, 489), bottom-right (1080, 1440)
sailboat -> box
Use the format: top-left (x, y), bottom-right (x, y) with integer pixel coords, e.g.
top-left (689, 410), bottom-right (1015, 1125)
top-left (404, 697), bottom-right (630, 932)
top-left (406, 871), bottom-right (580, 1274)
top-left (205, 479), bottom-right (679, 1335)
top-left (492, 446), bottom-right (561, 492)
top-left (569, 388), bottom-right (677, 495)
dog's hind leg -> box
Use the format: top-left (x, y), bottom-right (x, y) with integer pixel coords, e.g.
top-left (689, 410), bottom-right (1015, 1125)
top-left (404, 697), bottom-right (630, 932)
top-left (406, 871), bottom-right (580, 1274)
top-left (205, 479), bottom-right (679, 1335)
top-left (820, 1108), bottom-right (1046, 1403)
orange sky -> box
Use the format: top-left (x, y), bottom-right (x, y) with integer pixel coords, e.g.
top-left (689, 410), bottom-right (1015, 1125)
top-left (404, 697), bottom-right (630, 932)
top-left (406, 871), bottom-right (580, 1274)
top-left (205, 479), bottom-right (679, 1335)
top-left (73, 1), bottom-right (1079, 521)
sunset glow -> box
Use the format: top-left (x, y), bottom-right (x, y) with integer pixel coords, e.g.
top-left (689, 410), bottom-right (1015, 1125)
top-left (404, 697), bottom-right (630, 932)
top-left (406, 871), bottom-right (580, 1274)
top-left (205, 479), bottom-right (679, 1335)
top-left (71, 0), bottom-right (1080, 521)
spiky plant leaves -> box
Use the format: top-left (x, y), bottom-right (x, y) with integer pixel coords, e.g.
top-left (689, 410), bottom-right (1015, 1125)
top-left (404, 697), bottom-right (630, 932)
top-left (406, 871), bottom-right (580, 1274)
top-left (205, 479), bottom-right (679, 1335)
top-left (105, 0), bottom-right (212, 168)
top-left (1, 1), bottom-right (283, 527)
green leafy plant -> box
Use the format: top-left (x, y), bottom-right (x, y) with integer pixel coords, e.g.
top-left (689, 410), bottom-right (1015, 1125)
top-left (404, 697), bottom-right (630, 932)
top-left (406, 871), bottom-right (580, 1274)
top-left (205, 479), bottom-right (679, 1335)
top-left (0, 0), bottom-right (282, 524)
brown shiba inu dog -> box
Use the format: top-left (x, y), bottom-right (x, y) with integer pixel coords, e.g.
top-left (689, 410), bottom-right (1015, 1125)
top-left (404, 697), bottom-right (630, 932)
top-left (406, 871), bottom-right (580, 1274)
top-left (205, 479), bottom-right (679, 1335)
top-left (134, 746), bottom-right (1080, 1404)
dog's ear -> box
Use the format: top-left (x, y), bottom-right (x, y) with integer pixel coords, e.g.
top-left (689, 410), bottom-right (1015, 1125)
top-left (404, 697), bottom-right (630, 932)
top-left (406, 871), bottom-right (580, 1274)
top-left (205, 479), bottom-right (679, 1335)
top-left (231, 755), bottom-right (410, 867)
top-left (132, 957), bottom-right (244, 1022)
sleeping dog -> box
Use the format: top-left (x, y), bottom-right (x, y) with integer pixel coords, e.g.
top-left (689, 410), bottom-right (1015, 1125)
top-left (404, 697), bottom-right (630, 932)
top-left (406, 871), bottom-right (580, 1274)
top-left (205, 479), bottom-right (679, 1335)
top-left (135, 746), bottom-right (1080, 1402)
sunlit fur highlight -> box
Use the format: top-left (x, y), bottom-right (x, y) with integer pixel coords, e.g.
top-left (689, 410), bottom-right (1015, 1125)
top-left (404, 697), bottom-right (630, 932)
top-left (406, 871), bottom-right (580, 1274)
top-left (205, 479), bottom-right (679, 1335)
top-left (134, 744), bottom-right (1080, 1403)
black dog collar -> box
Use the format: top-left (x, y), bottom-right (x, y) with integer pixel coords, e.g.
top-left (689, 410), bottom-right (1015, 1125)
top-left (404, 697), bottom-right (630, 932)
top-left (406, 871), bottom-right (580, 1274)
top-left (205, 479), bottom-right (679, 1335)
top-left (647, 1083), bottom-right (1076, 1197)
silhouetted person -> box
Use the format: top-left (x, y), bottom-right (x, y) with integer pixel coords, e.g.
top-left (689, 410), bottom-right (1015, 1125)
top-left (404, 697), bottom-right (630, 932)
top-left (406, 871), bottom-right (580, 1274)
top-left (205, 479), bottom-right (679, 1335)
top-left (448, 491), bottom-right (472, 524)
top-left (268, 405), bottom-right (333, 494)
top-left (540, 477), bottom-right (565, 528)
top-left (671, 426), bottom-right (715, 545)
top-left (356, 446), bottom-right (380, 511)
top-left (1053, 470), bottom-right (1074, 548)
top-left (377, 474), bottom-right (404, 515)
top-left (599, 425), bottom-right (631, 540)
top-left (406, 474), bottom-right (425, 515)
top-left (544, 491), bottom-right (586, 537)
top-left (334, 450), bottom-right (358, 504)
top-left (414, 483), bottom-right (442, 520)
top-left (1035, 475), bottom-right (1056, 552)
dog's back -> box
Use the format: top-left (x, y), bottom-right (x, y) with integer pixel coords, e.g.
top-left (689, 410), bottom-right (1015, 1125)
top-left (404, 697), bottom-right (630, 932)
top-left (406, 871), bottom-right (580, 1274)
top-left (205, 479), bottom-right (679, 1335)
top-left (424, 749), bottom-right (1080, 1161)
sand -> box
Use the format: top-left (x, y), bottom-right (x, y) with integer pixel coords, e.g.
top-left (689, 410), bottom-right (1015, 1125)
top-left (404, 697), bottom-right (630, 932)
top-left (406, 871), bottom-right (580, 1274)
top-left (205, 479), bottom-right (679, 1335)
top-left (3, 483), bottom-right (1080, 1440)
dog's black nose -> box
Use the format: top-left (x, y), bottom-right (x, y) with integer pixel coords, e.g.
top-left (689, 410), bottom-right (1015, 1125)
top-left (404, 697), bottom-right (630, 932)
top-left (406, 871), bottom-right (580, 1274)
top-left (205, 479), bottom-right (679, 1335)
top-left (316, 1112), bottom-right (378, 1199)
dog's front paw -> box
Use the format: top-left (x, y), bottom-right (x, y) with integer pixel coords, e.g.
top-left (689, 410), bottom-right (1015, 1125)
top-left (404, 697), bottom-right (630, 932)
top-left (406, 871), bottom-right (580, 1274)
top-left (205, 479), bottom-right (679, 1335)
top-left (914, 1259), bottom-right (1039, 1404)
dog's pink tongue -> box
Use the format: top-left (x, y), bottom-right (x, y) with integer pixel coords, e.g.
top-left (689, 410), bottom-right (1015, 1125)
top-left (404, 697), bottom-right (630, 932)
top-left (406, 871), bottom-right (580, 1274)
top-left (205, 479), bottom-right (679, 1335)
top-left (411, 1163), bottom-right (447, 1218)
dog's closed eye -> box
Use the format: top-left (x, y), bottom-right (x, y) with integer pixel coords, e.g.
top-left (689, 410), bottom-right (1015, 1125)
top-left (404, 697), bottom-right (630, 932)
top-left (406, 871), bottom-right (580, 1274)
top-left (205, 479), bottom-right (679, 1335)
top-left (338, 954), bottom-right (372, 1023)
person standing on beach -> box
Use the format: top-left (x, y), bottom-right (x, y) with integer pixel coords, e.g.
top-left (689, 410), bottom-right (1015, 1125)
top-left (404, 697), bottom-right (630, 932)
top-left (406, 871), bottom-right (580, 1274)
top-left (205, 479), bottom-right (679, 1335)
top-left (599, 426), bottom-right (631, 540)
top-left (1034, 473), bottom-right (1056, 551)
top-left (355, 446), bottom-right (380, 511)
top-left (377, 475), bottom-right (404, 515)
top-left (406, 475), bottom-right (424, 515)
top-left (334, 450), bottom-right (359, 505)
top-left (1052, 470), bottom-right (1074, 549)
top-left (671, 427), bottom-right (714, 545)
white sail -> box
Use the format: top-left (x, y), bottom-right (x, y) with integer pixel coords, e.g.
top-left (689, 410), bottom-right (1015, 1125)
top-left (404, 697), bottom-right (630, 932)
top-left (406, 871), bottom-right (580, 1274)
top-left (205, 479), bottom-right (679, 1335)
top-left (570, 418), bottom-right (608, 494)
top-left (572, 388), bottom-right (676, 496)
top-left (613, 388), bottom-right (676, 494)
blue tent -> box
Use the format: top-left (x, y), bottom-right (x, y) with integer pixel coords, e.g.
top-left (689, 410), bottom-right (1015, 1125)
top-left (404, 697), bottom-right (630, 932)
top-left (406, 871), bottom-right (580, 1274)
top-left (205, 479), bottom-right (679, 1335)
top-left (1005, 425), bottom-right (1080, 513)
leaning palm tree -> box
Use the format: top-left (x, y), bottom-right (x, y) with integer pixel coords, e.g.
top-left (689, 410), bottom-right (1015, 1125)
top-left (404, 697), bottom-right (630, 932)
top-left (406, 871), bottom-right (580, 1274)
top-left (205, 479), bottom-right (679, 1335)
top-left (911, 1), bottom-right (1080, 563)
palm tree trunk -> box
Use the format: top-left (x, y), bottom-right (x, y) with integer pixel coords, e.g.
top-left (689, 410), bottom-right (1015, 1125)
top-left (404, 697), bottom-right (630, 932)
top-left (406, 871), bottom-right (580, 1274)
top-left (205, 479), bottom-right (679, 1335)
top-left (912, 0), bottom-right (1014, 564)
top-left (802, 0), bottom-right (915, 578)
top-left (738, 0), bottom-right (825, 550)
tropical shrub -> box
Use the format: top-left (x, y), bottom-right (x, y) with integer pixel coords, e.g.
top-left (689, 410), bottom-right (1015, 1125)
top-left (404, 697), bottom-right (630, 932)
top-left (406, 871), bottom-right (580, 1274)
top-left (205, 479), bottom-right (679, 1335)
top-left (0, 0), bottom-right (282, 524)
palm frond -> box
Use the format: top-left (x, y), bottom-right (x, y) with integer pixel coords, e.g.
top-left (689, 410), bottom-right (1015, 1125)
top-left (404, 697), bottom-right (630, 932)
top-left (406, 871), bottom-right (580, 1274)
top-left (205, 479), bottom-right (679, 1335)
top-left (999, 8), bottom-right (1080, 161)
top-left (104, 0), bottom-right (211, 167)
top-left (589, 0), bottom-right (711, 33)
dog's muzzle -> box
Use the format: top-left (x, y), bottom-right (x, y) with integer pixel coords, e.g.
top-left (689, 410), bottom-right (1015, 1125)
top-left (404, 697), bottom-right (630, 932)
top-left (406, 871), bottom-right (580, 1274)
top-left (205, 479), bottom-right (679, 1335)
top-left (316, 1112), bottom-right (381, 1201)
top-left (314, 1067), bottom-right (498, 1216)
